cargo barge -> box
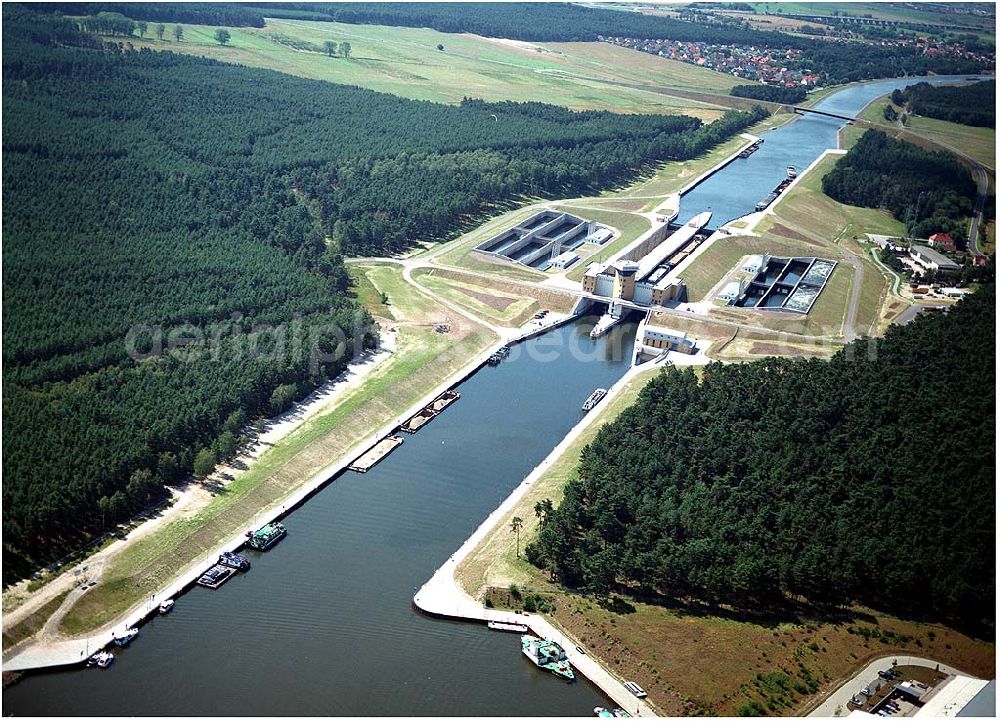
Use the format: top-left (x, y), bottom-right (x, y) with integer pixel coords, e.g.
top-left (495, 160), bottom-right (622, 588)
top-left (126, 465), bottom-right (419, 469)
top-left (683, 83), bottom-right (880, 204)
top-left (400, 390), bottom-right (461, 433)
top-left (197, 563), bottom-right (236, 589)
top-left (245, 521), bottom-right (287, 551)
top-left (738, 139), bottom-right (763, 159)
top-left (348, 435), bottom-right (404, 473)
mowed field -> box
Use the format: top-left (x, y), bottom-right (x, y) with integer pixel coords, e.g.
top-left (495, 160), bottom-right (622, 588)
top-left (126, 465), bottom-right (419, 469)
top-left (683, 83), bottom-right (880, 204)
top-left (126, 18), bottom-right (739, 118)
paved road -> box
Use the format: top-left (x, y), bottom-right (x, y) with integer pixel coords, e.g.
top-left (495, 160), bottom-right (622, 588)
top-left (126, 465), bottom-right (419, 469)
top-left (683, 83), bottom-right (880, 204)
top-left (808, 655), bottom-right (975, 717)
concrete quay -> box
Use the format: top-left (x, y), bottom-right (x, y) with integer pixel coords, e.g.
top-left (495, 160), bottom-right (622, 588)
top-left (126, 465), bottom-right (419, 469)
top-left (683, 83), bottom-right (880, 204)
top-left (413, 361), bottom-right (662, 717)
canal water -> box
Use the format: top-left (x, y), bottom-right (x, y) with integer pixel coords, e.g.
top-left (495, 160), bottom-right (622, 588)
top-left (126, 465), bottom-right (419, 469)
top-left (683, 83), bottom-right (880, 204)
top-left (676, 74), bottom-right (989, 227)
top-left (4, 317), bottom-right (638, 716)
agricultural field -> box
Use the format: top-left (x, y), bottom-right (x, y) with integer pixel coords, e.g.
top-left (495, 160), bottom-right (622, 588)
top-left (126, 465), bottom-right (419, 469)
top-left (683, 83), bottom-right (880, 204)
top-left (750, 2), bottom-right (995, 32)
top-left (126, 18), bottom-right (738, 118)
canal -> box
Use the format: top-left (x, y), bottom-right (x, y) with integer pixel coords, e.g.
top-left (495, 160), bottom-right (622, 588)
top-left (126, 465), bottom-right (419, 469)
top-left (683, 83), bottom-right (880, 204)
top-left (4, 317), bottom-right (638, 716)
top-left (4, 74), bottom-right (988, 716)
top-left (676, 74), bottom-right (988, 227)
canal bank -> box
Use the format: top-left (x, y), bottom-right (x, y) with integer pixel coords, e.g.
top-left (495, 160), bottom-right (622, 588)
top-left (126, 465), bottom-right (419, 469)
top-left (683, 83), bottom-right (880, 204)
top-left (4, 316), bottom-right (640, 715)
top-left (412, 359), bottom-right (674, 716)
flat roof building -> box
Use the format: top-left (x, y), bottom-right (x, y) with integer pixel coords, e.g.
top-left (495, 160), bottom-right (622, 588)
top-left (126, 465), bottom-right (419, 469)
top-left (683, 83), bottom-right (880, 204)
top-left (641, 325), bottom-right (695, 354)
top-left (910, 245), bottom-right (960, 272)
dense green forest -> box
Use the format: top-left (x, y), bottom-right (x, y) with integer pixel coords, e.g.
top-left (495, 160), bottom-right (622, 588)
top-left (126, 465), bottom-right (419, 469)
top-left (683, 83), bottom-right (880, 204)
top-left (37, 2), bottom-right (266, 27)
top-left (528, 287), bottom-right (995, 629)
top-left (245, 2), bottom-right (986, 83)
top-left (822, 130), bottom-right (976, 245)
top-left (891, 80), bottom-right (995, 128)
top-left (2, 7), bottom-right (763, 584)
top-left (730, 85), bottom-right (807, 104)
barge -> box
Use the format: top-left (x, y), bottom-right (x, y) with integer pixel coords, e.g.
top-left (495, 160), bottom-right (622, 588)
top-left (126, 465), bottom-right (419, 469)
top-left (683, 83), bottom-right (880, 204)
top-left (488, 621), bottom-right (529, 633)
top-left (521, 635), bottom-right (575, 681)
top-left (400, 390), bottom-right (460, 433)
top-left (245, 521), bottom-right (287, 551)
top-left (197, 563), bottom-right (236, 589)
top-left (348, 435), bottom-right (404, 472)
top-left (738, 139), bottom-right (763, 159)
top-left (581, 388), bottom-right (607, 412)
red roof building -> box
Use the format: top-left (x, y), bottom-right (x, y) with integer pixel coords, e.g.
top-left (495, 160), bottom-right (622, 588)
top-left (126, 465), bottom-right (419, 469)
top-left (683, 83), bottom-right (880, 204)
top-left (928, 233), bottom-right (957, 253)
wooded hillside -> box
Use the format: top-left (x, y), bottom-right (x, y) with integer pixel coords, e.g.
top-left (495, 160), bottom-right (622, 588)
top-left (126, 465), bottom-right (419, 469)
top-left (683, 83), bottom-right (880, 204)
top-left (822, 130), bottom-right (976, 244)
top-left (528, 287), bottom-right (995, 630)
top-left (892, 80), bottom-right (995, 128)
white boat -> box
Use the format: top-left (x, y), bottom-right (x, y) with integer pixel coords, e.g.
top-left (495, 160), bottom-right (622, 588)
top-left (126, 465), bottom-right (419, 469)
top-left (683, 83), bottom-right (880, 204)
top-left (786, 165), bottom-right (798, 179)
top-left (685, 210), bottom-right (713, 230)
top-left (87, 651), bottom-right (115, 668)
top-left (488, 621), bottom-right (529, 633)
top-left (158, 599), bottom-right (174, 614)
top-left (113, 628), bottom-right (139, 647)
top-left (595, 708), bottom-right (615, 718)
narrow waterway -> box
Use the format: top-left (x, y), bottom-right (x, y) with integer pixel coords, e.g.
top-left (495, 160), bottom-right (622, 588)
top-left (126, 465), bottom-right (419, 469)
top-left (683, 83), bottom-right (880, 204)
top-left (4, 317), bottom-right (638, 716)
top-left (676, 74), bottom-right (988, 226)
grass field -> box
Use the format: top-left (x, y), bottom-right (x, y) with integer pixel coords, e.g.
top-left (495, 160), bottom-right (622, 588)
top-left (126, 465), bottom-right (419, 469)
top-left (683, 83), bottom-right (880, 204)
top-left (125, 18), bottom-right (737, 117)
top-left (750, 2), bottom-right (995, 32)
top-left (59, 266), bottom-right (496, 635)
top-left (770, 154), bottom-right (905, 242)
top-left (411, 267), bottom-right (562, 327)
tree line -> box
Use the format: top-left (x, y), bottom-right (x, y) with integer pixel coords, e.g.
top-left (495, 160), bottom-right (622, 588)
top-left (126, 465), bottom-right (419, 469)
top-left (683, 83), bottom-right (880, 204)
top-left (891, 80), bottom-right (995, 128)
top-left (527, 285), bottom-right (995, 631)
top-left (822, 130), bottom-right (976, 245)
top-left (730, 84), bottom-right (808, 104)
top-left (36, 2), bottom-right (266, 27)
top-left (2, 6), bottom-right (763, 585)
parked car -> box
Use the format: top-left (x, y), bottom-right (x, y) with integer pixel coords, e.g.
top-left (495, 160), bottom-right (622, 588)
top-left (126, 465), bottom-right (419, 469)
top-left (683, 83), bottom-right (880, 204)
top-left (878, 671), bottom-right (892, 680)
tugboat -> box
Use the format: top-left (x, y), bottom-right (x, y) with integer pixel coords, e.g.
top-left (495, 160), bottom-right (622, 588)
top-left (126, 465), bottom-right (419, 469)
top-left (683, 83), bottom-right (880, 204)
top-left (219, 551), bottom-right (251, 571)
top-left (112, 628), bottom-right (138, 647)
top-left (87, 651), bottom-right (115, 669)
top-left (245, 522), bottom-right (287, 551)
top-left (521, 635), bottom-right (575, 681)
top-left (158, 599), bottom-right (175, 615)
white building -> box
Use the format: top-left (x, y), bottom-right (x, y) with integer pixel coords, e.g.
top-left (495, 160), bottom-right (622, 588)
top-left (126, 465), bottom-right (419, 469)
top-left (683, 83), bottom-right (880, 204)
top-left (742, 253), bottom-right (768, 274)
top-left (549, 251), bottom-right (579, 269)
top-left (718, 279), bottom-right (746, 302)
top-left (641, 325), bottom-right (696, 354)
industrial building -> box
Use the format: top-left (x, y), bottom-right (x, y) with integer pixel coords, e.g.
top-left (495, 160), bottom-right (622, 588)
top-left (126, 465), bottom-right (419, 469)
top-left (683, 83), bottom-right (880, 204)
top-left (727, 255), bottom-right (837, 314)
top-left (474, 209), bottom-right (609, 271)
top-left (582, 211), bottom-right (712, 337)
top-left (909, 245), bottom-right (961, 273)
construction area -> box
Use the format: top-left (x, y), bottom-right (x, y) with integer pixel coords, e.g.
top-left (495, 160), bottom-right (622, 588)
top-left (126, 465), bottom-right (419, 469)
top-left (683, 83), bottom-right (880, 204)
top-left (474, 209), bottom-right (611, 271)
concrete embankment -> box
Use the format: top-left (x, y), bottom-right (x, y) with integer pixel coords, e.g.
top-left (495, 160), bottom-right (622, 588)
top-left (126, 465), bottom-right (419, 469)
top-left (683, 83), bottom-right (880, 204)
top-left (412, 362), bottom-right (661, 717)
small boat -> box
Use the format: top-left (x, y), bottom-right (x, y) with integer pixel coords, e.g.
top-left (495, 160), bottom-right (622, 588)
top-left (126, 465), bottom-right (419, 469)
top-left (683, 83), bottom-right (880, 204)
top-left (87, 651), bottom-right (115, 668)
top-left (521, 635), bottom-right (575, 681)
top-left (582, 388), bottom-right (607, 412)
top-left (786, 165), bottom-right (798, 179)
top-left (112, 628), bottom-right (138, 647)
top-left (595, 708), bottom-right (615, 718)
top-left (488, 621), bottom-right (529, 633)
top-left (612, 709), bottom-right (633, 718)
top-left (158, 599), bottom-right (175, 615)
top-left (219, 551), bottom-right (251, 571)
